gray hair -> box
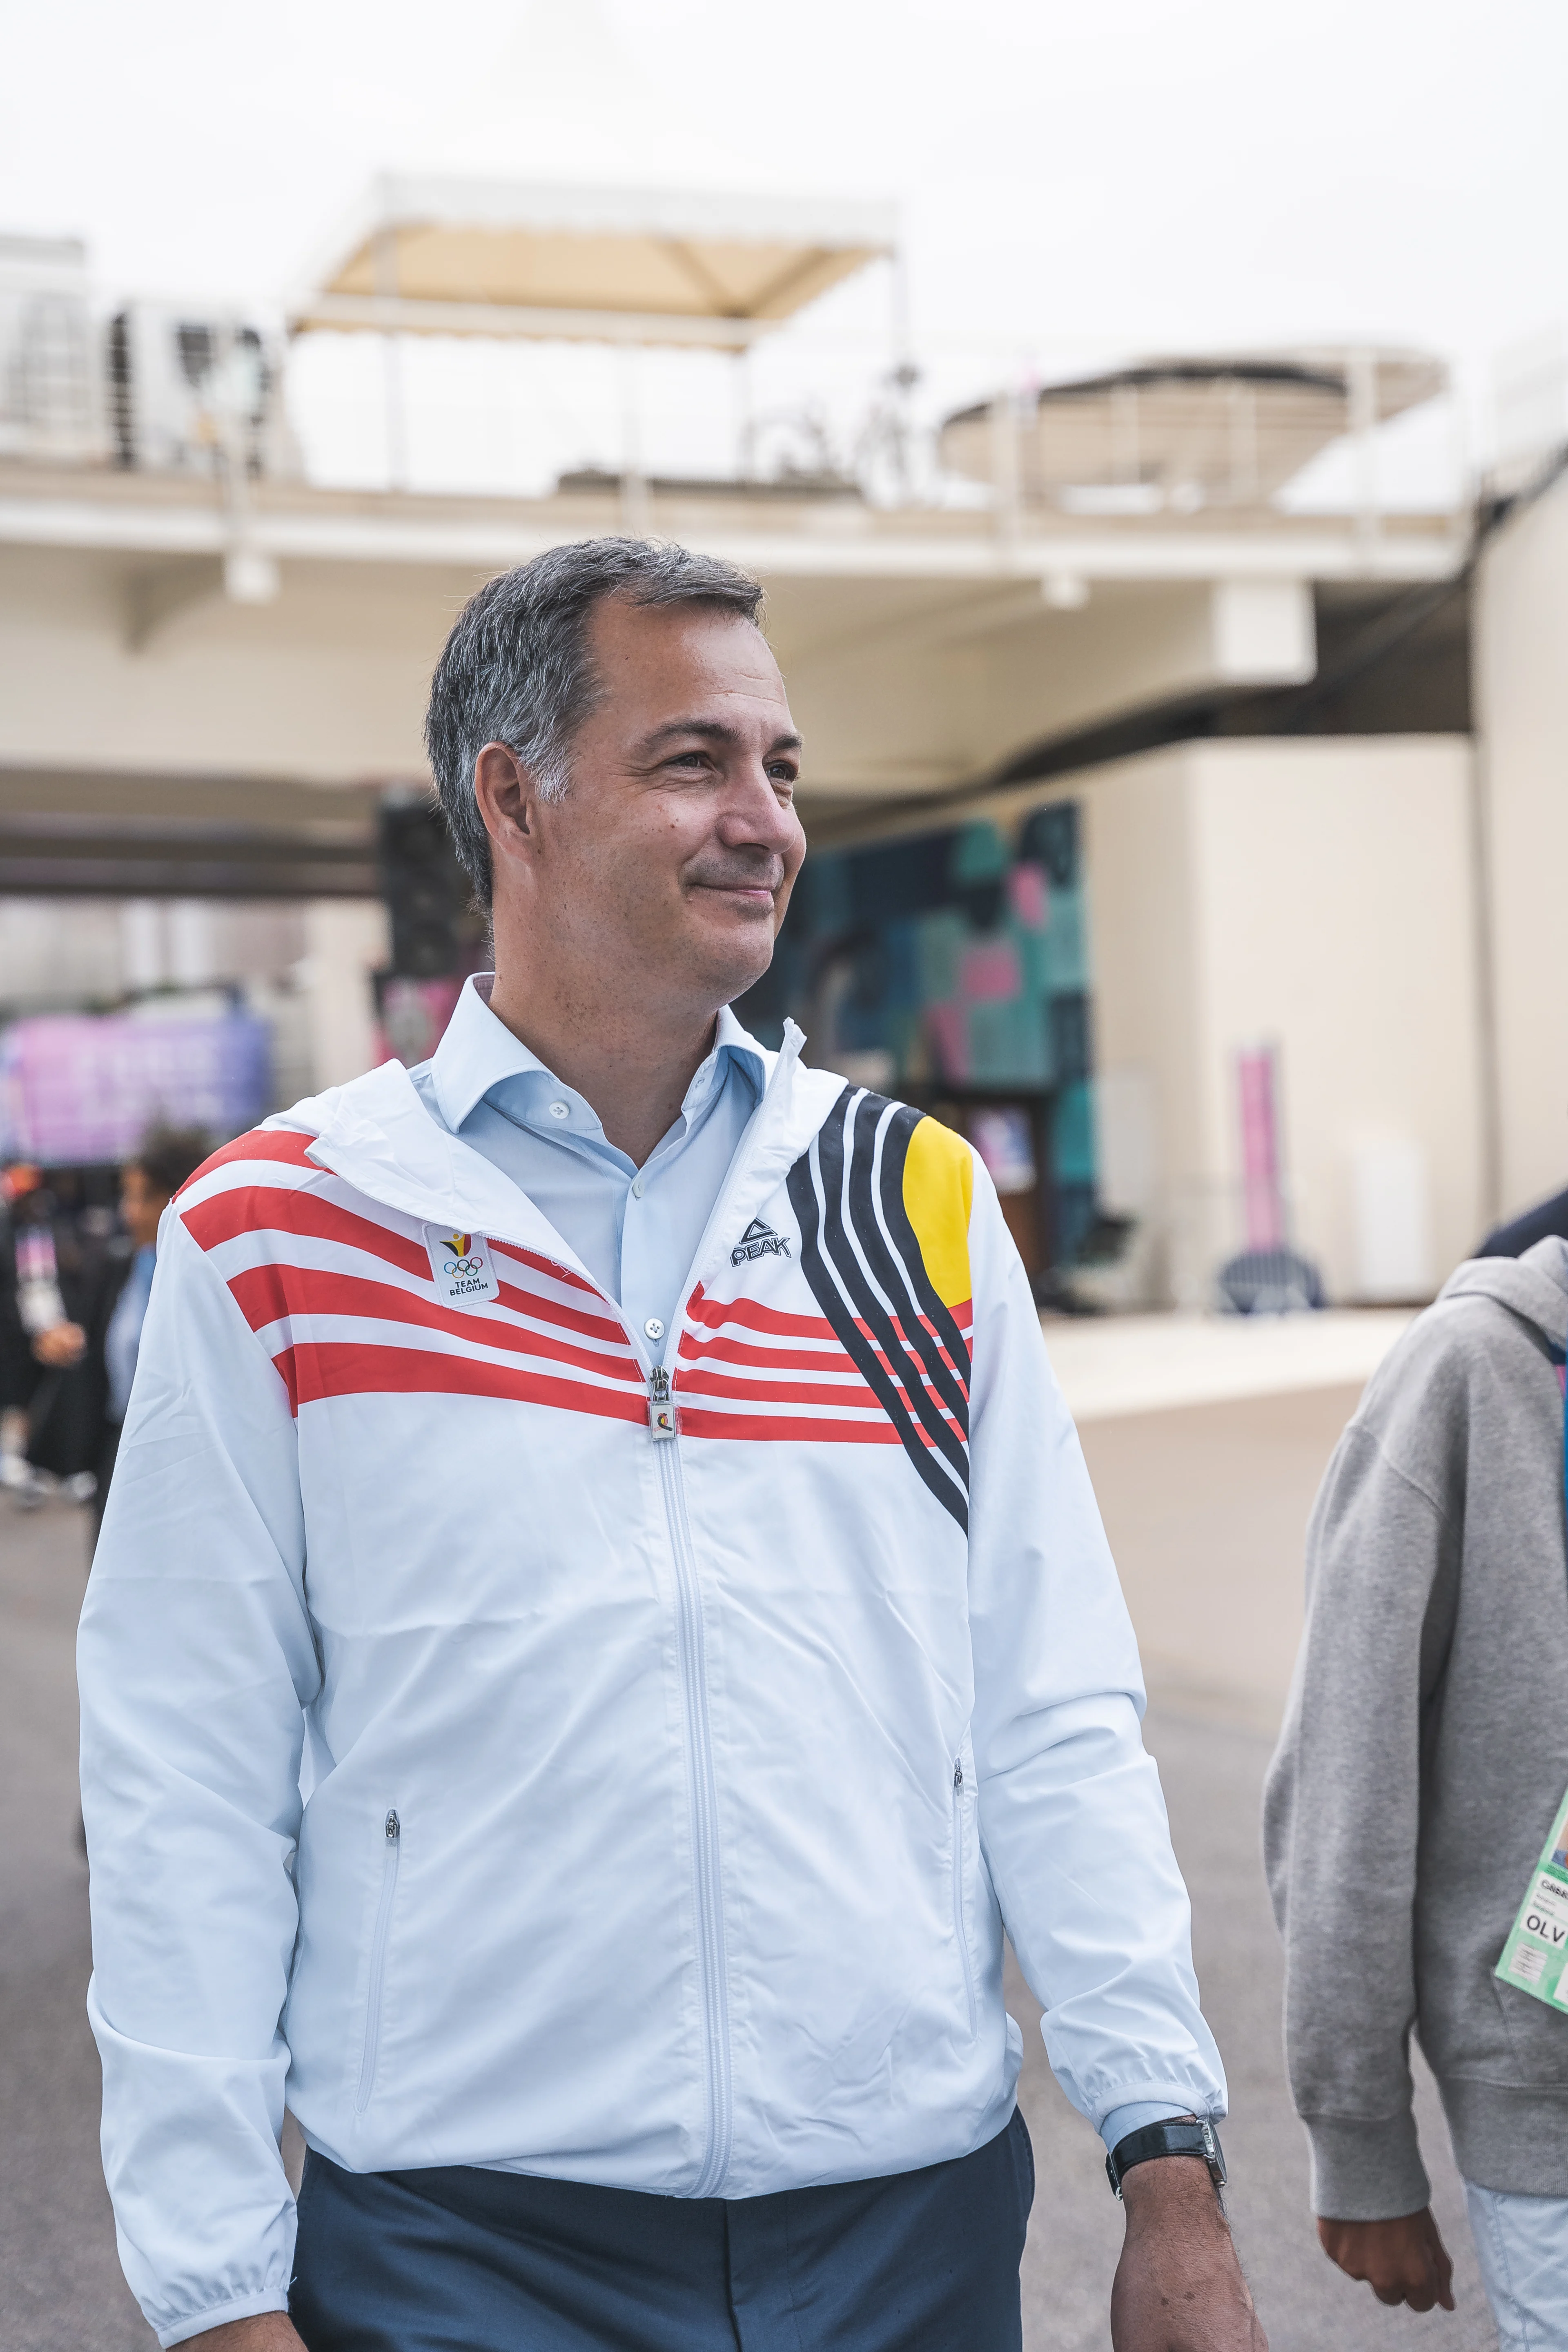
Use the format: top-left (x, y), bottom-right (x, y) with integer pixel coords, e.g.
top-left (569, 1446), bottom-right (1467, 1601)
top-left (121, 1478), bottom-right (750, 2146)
top-left (424, 537), bottom-right (766, 906)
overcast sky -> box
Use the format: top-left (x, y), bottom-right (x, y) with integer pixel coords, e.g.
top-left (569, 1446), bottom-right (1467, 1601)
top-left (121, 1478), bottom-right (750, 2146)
top-left (3, 0), bottom-right (1564, 488)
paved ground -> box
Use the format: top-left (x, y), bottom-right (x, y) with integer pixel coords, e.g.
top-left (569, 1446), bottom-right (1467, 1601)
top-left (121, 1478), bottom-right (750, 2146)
top-left (1, 1381), bottom-right (1499, 2350)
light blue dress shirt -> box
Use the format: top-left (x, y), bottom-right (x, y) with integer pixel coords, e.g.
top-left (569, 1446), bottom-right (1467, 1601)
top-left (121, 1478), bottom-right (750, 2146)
top-left (410, 976), bottom-right (764, 1361)
top-left (408, 974), bottom-right (1183, 2160)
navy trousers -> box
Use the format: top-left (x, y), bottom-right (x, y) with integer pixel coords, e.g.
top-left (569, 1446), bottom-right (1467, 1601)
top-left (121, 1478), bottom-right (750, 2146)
top-left (290, 2107), bottom-right (1034, 2352)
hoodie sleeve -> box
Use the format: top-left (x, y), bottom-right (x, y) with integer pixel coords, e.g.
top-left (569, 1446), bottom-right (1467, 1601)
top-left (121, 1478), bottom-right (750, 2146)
top-left (78, 1206), bottom-right (316, 2347)
top-left (1261, 1327), bottom-right (1466, 2223)
top-left (963, 1158), bottom-right (1228, 2135)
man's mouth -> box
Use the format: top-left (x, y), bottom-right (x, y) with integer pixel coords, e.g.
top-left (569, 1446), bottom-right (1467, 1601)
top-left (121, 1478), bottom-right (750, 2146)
top-left (695, 878), bottom-right (777, 908)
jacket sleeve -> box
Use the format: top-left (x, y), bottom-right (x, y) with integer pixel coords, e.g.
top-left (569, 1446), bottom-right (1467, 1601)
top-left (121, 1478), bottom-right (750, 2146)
top-left (1262, 1366), bottom-right (1460, 2221)
top-left (964, 1164), bottom-right (1227, 2133)
top-left (78, 1207), bottom-right (317, 2347)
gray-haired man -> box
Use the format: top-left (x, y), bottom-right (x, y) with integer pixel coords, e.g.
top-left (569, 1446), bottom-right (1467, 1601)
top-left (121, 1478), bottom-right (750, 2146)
top-left (80, 539), bottom-right (1263, 2350)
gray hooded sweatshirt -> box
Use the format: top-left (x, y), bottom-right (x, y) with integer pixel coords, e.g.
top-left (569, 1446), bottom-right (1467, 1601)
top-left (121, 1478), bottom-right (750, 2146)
top-left (1264, 1238), bottom-right (1568, 2218)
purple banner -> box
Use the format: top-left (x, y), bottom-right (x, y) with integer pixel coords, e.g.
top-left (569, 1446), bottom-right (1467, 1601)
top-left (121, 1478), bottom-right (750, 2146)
top-left (0, 1014), bottom-right (272, 1165)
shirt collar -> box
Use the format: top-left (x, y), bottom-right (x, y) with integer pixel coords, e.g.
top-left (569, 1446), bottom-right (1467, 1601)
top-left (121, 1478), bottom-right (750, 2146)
top-left (429, 974), bottom-right (767, 1136)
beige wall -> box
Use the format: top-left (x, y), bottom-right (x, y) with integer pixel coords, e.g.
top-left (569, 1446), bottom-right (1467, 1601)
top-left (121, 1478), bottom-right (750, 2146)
top-left (0, 546), bottom-right (460, 784)
top-left (784, 578), bottom-right (1315, 798)
top-left (1080, 737), bottom-right (1481, 1303)
top-left (1475, 467), bottom-right (1568, 1221)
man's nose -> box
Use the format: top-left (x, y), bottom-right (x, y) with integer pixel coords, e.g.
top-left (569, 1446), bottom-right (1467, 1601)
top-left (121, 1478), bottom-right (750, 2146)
top-left (722, 760), bottom-right (802, 852)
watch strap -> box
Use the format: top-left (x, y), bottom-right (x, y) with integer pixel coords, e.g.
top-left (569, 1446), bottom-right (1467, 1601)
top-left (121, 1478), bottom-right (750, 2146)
top-left (1105, 2116), bottom-right (1226, 2199)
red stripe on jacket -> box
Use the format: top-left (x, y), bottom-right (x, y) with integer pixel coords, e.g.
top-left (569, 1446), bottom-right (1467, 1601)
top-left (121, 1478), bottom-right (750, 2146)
top-left (275, 1340), bottom-right (648, 1424)
top-left (228, 1263), bottom-right (641, 1385)
top-left (675, 1405), bottom-right (905, 1446)
top-left (182, 1184), bottom-right (430, 1283)
top-left (178, 1127), bottom-right (318, 1193)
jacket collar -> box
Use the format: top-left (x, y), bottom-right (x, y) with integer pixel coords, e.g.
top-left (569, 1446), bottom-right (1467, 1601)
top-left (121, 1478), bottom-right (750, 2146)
top-left (285, 1018), bottom-right (844, 1308)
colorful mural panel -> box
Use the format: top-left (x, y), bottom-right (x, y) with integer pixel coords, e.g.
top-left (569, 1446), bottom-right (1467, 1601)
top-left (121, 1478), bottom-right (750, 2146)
top-left (736, 799), bottom-right (1096, 1265)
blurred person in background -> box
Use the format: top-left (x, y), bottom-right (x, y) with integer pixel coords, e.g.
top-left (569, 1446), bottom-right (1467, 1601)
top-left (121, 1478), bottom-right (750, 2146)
top-left (1478, 1180), bottom-right (1568, 1260)
top-left (79, 541), bottom-right (1262, 2352)
top-left (2, 1161), bottom-right (99, 1502)
top-left (0, 1160), bottom-right (46, 1484)
top-left (1265, 1236), bottom-right (1568, 2349)
top-left (25, 1126), bottom-right (208, 1530)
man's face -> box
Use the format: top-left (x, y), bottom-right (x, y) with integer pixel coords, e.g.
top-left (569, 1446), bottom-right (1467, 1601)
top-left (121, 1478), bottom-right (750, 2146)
top-left (501, 598), bottom-right (806, 1012)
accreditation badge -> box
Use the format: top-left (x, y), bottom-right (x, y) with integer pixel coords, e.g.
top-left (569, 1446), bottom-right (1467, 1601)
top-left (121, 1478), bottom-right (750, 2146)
top-left (424, 1226), bottom-right (501, 1306)
top-left (1496, 1784), bottom-right (1568, 2010)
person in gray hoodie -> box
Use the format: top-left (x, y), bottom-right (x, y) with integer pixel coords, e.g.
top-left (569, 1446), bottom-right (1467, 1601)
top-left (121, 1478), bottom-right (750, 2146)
top-left (1265, 1238), bottom-right (1568, 2348)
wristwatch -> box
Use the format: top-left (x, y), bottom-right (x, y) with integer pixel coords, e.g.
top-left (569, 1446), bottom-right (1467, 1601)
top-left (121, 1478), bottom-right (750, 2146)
top-left (1105, 2116), bottom-right (1227, 2200)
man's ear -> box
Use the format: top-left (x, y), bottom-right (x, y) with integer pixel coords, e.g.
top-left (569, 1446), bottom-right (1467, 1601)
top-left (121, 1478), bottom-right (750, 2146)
top-left (472, 742), bottom-right (538, 865)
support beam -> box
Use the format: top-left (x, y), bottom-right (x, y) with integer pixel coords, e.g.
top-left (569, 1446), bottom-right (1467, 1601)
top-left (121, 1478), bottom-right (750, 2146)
top-left (123, 557), bottom-right (224, 652)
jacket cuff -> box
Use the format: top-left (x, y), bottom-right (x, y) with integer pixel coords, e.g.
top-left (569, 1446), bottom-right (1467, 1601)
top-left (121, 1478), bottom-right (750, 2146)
top-left (160, 2288), bottom-right (290, 2349)
top-left (1303, 2113), bottom-right (1431, 2221)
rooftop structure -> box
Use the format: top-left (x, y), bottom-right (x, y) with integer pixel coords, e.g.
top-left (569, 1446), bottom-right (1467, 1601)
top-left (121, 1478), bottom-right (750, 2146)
top-left (289, 176), bottom-right (899, 350)
top-left (940, 349), bottom-right (1447, 515)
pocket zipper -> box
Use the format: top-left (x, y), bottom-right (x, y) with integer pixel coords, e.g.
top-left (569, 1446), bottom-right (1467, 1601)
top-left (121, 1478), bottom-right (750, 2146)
top-left (355, 1807), bottom-right (400, 2114)
top-left (952, 1760), bottom-right (978, 2035)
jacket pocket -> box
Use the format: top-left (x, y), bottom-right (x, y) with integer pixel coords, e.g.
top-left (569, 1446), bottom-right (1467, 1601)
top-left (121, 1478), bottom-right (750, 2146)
top-left (952, 1759), bottom-right (978, 2035)
top-left (354, 1807), bottom-right (401, 2114)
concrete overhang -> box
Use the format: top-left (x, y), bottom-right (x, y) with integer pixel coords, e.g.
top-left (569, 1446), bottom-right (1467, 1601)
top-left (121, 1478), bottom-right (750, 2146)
top-left (0, 465), bottom-right (1468, 588)
top-left (0, 765), bottom-right (381, 896)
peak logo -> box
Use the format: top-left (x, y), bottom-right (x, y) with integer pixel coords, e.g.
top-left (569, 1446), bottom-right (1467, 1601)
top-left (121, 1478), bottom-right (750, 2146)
top-left (732, 1217), bottom-right (790, 1267)
top-left (424, 1223), bottom-right (501, 1307)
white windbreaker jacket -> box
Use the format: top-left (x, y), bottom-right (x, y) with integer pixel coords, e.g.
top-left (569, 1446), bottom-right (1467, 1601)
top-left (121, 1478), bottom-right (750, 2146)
top-left (79, 1022), bottom-right (1225, 2346)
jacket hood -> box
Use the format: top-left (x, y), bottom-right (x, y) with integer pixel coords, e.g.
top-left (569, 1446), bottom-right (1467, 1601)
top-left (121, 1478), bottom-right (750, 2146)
top-left (1437, 1235), bottom-right (1568, 1351)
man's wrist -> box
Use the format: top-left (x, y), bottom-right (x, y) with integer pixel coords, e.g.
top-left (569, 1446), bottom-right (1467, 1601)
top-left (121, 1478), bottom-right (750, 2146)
top-left (1106, 2114), bottom-right (1226, 2201)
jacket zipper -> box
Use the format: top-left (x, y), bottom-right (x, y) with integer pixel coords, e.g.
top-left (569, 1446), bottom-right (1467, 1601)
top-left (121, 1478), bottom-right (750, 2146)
top-left (624, 1043), bottom-right (805, 2189)
top-left (355, 1806), bottom-right (401, 2113)
top-left (952, 1761), bottom-right (978, 2035)
top-left (651, 1415), bottom-right (733, 2196)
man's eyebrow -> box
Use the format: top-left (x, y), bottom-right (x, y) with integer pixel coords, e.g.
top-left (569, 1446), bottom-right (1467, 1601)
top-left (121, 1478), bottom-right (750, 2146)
top-left (636, 718), bottom-right (804, 756)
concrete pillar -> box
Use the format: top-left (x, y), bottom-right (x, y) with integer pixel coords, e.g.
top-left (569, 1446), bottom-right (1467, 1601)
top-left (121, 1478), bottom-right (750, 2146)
top-left (1473, 466), bottom-right (1568, 1220)
top-left (300, 900), bottom-right (390, 1093)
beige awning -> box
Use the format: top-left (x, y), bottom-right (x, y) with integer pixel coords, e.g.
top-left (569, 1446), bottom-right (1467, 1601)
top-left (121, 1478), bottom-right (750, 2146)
top-left (290, 176), bottom-right (898, 349)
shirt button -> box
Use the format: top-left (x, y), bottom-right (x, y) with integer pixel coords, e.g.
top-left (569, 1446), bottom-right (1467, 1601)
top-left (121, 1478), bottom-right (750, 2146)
top-left (631, 1177), bottom-right (644, 1198)
top-left (643, 1317), bottom-right (665, 1341)
top-left (548, 1101), bottom-right (570, 1120)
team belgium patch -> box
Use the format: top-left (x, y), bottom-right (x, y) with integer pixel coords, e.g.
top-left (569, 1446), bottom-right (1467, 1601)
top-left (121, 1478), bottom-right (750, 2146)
top-left (785, 1088), bottom-right (972, 1530)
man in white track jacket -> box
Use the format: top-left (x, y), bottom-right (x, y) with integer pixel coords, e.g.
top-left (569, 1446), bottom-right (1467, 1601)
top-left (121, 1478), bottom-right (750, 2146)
top-left (79, 539), bottom-right (1264, 2352)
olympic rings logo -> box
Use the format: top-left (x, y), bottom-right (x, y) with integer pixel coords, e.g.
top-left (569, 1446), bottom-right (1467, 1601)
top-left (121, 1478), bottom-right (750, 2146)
top-left (445, 1254), bottom-right (484, 1276)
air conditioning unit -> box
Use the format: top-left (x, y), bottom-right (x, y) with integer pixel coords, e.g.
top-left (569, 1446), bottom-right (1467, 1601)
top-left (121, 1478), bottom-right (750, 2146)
top-left (108, 302), bottom-right (300, 478)
top-left (0, 234), bottom-right (107, 464)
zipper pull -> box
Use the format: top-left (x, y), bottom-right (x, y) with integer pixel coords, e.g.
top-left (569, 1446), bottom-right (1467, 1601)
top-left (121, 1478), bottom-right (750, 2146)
top-left (953, 1760), bottom-right (964, 1791)
top-left (384, 1809), bottom-right (400, 1842)
top-left (647, 1365), bottom-right (677, 1441)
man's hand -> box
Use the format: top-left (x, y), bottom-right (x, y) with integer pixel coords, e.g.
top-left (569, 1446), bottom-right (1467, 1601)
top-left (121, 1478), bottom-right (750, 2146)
top-left (185, 2316), bottom-right (305, 2351)
top-left (1112, 2157), bottom-right (1267, 2350)
top-left (1317, 2209), bottom-right (1455, 2312)
top-left (32, 1320), bottom-right (85, 1367)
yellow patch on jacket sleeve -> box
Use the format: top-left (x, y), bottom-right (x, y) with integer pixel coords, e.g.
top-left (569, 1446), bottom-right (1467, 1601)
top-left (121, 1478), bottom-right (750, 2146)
top-left (901, 1116), bottom-right (973, 1307)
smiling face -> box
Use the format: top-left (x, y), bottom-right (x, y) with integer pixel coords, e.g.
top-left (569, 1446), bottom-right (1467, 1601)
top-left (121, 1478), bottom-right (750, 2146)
top-left (479, 595), bottom-right (807, 1026)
